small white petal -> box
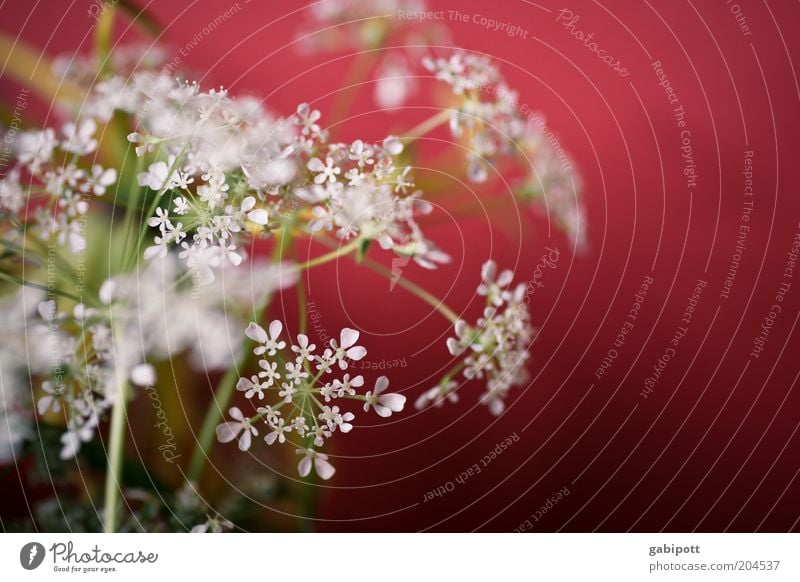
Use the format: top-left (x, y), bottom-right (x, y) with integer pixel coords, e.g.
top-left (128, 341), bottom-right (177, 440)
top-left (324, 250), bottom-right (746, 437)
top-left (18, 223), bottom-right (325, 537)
top-left (339, 327), bottom-right (359, 348)
top-left (345, 346), bottom-right (367, 361)
top-left (269, 319), bottom-right (283, 339)
top-left (238, 430), bottom-right (252, 451)
top-left (216, 422), bottom-right (242, 443)
top-left (314, 457), bottom-right (336, 480)
top-left (241, 196), bottom-right (256, 211)
top-left (245, 322), bottom-right (268, 343)
top-left (246, 208), bottom-right (269, 225)
top-left (298, 456), bottom-right (312, 477)
top-left (378, 393), bottom-right (406, 412)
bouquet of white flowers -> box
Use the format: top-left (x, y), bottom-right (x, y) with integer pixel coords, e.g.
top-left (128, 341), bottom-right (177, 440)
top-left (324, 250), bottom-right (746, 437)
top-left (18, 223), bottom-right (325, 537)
top-left (0, 0), bottom-right (584, 532)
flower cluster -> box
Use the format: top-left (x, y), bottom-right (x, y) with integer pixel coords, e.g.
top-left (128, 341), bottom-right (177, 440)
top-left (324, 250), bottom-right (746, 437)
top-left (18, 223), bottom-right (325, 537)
top-left (423, 50), bottom-right (586, 250)
top-left (36, 64), bottom-right (447, 282)
top-left (0, 119), bottom-right (116, 253)
top-left (417, 260), bottom-right (536, 415)
top-left (20, 254), bottom-right (295, 460)
top-left (216, 320), bottom-right (407, 479)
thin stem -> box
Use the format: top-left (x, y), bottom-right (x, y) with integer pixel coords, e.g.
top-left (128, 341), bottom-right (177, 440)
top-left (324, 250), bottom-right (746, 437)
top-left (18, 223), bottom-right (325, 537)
top-left (294, 238), bottom-right (362, 271)
top-left (186, 359), bottom-right (244, 482)
top-left (94, 5), bottom-right (115, 78)
top-left (0, 271), bottom-right (83, 304)
top-left (368, 258), bottom-right (460, 324)
top-left (404, 110), bottom-right (451, 144)
top-left (328, 51), bottom-right (376, 132)
top-left (312, 235), bottom-right (460, 324)
top-left (103, 322), bottom-right (130, 533)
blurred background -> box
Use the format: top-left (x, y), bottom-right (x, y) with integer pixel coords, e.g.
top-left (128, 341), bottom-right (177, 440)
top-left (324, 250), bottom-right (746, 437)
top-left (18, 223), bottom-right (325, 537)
top-left (1, 0), bottom-right (799, 532)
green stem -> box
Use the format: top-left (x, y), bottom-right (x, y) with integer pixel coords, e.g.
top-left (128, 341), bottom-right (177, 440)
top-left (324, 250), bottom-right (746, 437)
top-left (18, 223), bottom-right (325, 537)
top-left (404, 110), bottom-right (451, 144)
top-left (328, 51), bottom-right (376, 132)
top-left (0, 271), bottom-right (83, 304)
top-left (186, 357), bottom-right (245, 482)
top-left (294, 238), bottom-right (362, 271)
top-left (103, 322), bottom-right (130, 533)
top-left (312, 235), bottom-right (460, 323)
top-left (95, 5), bottom-right (115, 78)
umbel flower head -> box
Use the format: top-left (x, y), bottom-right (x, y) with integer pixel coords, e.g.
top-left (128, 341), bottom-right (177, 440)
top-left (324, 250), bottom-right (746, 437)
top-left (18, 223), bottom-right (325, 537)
top-left (216, 320), bottom-right (407, 479)
top-left (417, 260), bottom-right (536, 416)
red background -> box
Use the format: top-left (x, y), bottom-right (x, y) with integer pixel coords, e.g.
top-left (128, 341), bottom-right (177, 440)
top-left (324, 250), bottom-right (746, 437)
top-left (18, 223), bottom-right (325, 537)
top-left (2, 0), bottom-right (800, 532)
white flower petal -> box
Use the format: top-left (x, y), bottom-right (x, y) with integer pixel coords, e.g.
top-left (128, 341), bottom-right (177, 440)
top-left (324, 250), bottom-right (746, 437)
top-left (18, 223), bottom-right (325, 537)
top-left (314, 457), bottom-right (336, 480)
top-left (246, 208), bottom-right (269, 225)
top-left (345, 346), bottom-right (367, 361)
top-left (216, 422), bottom-right (242, 443)
top-left (298, 456), bottom-right (312, 477)
top-left (245, 322), bottom-right (268, 343)
top-left (378, 393), bottom-right (406, 412)
top-left (339, 327), bottom-right (359, 348)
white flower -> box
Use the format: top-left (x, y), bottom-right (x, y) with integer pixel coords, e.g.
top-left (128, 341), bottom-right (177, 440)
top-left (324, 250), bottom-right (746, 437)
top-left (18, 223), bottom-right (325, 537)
top-left (236, 375), bottom-right (267, 400)
top-left (329, 327), bottom-right (367, 370)
top-left (257, 359), bottom-right (281, 387)
top-left (15, 128), bottom-right (56, 170)
top-left (138, 160), bottom-right (173, 190)
top-left (334, 373), bottom-right (363, 397)
top-left (265, 418), bottom-right (291, 445)
top-left (278, 382), bottom-right (297, 403)
top-left (147, 206), bottom-right (172, 230)
top-left (284, 362), bottom-right (308, 384)
top-left (364, 376), bottom-right (406, 417)
top-left (295, 102), bottom-right (321, 136)
top-left (415, 380), bottom-right (459, 410)
top-left (61, 119), bottom-right (97, 155)
top-left (478, 259), bottom-right (513, 306)
top-left (83, 165), bottom-right (117, 196)
top-left (296, 448), bottom-right (335, 480)
top-left (173, 196), bottom-right (190, 215)
top-left (246, 320), bottom-right (286, 356)
top-left (291, 333), bottom-right (316, 362)
top-left (307, 156), bottom-right (341, 184)
top-left (37, 381), bottom-right (63, 415)
top-left (240, 196), bottom-right (269, 226)
top-left (216, 407), bottom-right (258, 451)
